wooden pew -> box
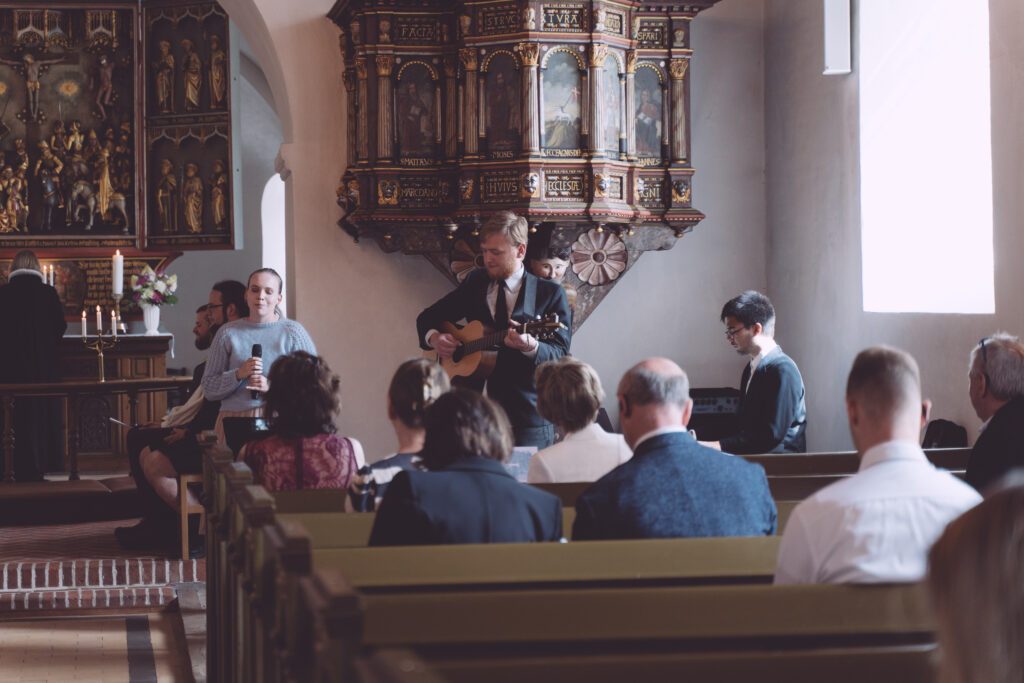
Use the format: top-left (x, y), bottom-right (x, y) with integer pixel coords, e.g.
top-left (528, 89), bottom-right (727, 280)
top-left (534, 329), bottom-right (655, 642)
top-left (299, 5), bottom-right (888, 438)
top-left (535, 446), bottom-right (970, 509)
top-left (745, 446), bottom-right (969, 476)
top-left (263, 532), bottom-right (780, 683)
top-left (299, 573), bottom-right (936, 683)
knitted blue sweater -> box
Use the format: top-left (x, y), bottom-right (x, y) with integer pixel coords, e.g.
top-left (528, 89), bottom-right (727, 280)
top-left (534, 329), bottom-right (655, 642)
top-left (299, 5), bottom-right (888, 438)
top-left (201, 318), bottom-right (316, 412)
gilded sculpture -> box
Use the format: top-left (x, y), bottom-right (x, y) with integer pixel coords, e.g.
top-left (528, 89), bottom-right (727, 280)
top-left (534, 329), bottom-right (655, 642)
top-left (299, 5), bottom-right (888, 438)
top-left (181, 39), bottom-right (203, 112)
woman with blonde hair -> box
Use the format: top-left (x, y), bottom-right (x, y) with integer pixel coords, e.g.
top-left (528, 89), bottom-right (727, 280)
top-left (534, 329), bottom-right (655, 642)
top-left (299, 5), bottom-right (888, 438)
top-left (527, 356), bottom-right (631, 483)
top-left (927, 479), bottom-right (1024, 683)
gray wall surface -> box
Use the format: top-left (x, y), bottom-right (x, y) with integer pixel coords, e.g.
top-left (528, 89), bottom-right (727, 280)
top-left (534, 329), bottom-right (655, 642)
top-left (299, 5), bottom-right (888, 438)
top-left (765, 0), bottom-right (1022, 450)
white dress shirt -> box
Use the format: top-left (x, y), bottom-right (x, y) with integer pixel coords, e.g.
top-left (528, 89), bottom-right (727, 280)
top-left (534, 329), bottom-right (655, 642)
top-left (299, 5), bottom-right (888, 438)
top-left (774, 439), bottom-right (981, 584)
top-left (527, 422), bottom-right (632, 483)
top-left (426, 265), bottom-right (537, 358)
top-left (744, 340), bottom-right (779, 393)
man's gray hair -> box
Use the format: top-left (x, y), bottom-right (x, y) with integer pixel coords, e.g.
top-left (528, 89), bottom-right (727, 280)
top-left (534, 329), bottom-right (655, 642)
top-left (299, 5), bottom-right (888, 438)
top-left (620, 366), bottom-right (690, 409)
top-left (970, 333), bottom-right (1024, 401)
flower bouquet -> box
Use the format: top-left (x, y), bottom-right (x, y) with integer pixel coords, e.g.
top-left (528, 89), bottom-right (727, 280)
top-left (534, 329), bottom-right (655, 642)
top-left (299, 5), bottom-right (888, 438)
top-left (130, 265), bottom-right (179, 307)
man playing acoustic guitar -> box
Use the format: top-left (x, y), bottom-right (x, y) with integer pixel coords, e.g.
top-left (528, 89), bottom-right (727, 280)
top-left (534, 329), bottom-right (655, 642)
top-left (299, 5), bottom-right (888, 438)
top-left (417, 211), bottom-right (572, 448)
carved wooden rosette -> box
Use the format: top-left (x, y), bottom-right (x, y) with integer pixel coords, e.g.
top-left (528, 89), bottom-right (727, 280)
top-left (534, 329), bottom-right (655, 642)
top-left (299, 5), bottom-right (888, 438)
top-left (330, 1), bottom-right (720, 330)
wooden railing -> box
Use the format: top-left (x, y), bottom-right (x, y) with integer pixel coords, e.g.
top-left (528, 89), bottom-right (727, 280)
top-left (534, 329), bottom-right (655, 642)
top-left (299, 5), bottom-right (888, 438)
top-left (0, 376), bottom-right (195, 482)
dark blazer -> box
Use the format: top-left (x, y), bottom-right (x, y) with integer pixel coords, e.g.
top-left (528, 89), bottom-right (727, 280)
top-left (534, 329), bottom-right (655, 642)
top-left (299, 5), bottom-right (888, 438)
top-left (416, 268), bottom-right (571, 430)
top-left (186, 361), bottom-right (221, 436)
top-left (573, 431), bottom-right (777, 541)
top-left (368, 457), bottom-right (563, 546)
top-left (719, 349), bottom-right (807, 454)
top-left (0, 272), bottom-right (67, 382)
top-left (966, 396), bottom-right (1024, 493)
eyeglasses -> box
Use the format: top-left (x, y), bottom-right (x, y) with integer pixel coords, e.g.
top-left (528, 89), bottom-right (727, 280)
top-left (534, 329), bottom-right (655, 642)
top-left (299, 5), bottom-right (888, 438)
top-left (724, 326), bottom-right (747, 339)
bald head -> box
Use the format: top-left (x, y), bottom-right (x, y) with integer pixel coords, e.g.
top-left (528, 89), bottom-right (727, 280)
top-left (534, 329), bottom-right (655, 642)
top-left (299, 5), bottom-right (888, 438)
top-left (619, 358), bottom-right (689, 410)
top-left (846, 346), bottom-right (928, 451)
top-left (617, 358), bottom-right (692, 448)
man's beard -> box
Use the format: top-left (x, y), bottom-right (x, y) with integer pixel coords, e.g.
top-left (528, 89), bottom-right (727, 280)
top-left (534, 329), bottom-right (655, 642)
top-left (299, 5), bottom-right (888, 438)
top-left (195, 323), bottom-right (220, 351)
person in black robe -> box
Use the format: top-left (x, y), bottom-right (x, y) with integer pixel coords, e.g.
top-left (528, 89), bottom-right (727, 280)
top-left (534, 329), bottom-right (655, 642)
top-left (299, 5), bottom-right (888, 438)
top-left (0, 250), bottom-right (67, 481)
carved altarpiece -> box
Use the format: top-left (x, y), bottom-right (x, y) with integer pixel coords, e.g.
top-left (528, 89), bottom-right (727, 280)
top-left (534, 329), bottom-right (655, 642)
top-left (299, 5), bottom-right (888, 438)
top-left (0, 1), bottom-right (238, 319)
top-left (331, 0), bottom-right (720, 329)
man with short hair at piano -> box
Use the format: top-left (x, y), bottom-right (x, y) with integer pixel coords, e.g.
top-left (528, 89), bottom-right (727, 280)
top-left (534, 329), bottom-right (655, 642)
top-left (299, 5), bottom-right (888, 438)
top-left (702, 290), bottom-right (807, 454)
top-left (774, 346), bottom-right (980, 584)
top-left (416, 211), bottom-right (571, 448)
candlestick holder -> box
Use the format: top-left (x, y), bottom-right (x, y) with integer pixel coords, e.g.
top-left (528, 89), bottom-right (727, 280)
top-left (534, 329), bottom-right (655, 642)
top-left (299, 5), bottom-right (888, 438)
top-left (112, 292), bottom-right (126, 333)
top-left (82, 332), bottom-right (119, 382)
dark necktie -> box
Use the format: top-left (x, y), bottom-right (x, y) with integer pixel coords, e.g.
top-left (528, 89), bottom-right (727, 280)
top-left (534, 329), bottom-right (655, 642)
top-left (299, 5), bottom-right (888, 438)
top-left (494, 279), bottom-right (509, 330)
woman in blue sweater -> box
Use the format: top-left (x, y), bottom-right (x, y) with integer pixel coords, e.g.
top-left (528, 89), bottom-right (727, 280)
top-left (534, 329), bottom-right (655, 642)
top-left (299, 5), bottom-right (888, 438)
top-left (202, 268), bottom-right (316, 444)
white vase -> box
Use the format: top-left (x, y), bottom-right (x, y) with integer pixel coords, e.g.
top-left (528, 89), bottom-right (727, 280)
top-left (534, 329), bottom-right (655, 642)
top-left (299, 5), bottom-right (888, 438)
top-left (142, 303), bottom-right (161, 336)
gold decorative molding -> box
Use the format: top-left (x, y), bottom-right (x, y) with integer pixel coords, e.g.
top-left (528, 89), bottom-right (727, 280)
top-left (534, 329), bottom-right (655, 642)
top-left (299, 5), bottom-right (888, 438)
top-left (514, 42), bottom-right (540, 67)
top-left (375, 55), bottom-right (394, 76)
top-left (668, 58), bottom-right (690, 80)
top-left (589, 44), bottom-right (608, 68)
top-left (458, 47), bottom-right (478, 71)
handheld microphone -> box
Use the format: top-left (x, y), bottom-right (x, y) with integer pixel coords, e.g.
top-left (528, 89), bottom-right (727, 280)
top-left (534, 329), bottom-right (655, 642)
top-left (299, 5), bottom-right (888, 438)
top-left (250, 343), bottom-right (263, 400)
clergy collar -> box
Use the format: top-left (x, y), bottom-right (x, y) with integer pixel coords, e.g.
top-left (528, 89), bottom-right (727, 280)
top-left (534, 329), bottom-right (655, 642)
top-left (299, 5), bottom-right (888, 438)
top-left (9, 268), bottom-right (43, 281)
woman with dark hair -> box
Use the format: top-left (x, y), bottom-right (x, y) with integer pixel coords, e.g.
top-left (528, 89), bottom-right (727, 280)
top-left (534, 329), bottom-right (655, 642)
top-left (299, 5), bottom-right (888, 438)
top-left (365, 358), bottom-right (450, 503)
top-left (927, 479), bottom-right (1024, 683)
top-left (368, 388), bottom-right (563, 545)
top-left (202, 268), bottom-right (316, 445)
top-left (243, 351), bottom-right (362, 491)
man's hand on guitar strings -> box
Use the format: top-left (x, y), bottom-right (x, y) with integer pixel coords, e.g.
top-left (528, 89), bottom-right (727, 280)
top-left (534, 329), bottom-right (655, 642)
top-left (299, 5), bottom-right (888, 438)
top-left (505, 322), bottom-right (539, 354)
top-left (431, 332), bottom-right (460, 359)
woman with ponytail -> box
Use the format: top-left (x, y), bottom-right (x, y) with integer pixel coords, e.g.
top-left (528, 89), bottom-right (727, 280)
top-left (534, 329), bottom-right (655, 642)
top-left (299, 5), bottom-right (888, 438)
top-left (368, 358), bottom-right (450, 501)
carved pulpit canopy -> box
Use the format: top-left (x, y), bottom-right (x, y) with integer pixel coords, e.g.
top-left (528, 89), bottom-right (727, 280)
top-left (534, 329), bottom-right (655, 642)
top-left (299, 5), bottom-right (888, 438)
top-left (330, 0), bottom-right (721, 329)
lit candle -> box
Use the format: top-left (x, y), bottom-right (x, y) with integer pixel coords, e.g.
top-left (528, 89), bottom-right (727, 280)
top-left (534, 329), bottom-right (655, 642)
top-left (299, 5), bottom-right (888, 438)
top-left (112, 251), bottom-right (124, 296)
top-left (111, 310), bottom-right (118, 338)
top-left (81, 309), bottom-right (87, 338)
top-left (95, 305), bottom-right (102, 335)
top-left (48, 265), bottom-right (54, 287)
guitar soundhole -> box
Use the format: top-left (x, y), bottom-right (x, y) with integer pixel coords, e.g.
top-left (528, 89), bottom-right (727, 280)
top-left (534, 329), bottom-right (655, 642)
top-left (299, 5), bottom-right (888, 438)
top-left (452, 346), bottom-right (465, 363)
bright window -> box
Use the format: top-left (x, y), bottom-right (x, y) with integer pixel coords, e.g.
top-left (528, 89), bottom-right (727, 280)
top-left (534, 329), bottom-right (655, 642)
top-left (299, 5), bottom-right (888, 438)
top-left (859, 0), bottom-right (993, 313)
top-left (261, 174), bottom-right (287, 317)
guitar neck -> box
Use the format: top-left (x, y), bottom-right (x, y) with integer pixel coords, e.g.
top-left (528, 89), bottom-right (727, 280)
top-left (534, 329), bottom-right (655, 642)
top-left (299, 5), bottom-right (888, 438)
top-left (462, 329), bottom-right (507, 355)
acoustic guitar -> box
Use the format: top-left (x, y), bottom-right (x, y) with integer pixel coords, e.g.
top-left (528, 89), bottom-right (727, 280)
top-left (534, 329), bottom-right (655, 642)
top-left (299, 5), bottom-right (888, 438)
top-left (428, 315), bottom-right (566, 381)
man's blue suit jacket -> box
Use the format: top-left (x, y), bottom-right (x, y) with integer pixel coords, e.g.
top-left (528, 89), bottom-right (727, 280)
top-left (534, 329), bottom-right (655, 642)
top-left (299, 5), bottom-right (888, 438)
top-left (572, 431), bottom-right (777, 541)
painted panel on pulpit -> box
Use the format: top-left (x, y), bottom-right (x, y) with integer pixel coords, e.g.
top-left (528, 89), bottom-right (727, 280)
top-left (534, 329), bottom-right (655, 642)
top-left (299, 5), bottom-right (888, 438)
top-left (396, 63), bottom-right (436, 162)
top-left (542, 50), bottom-right (582, 155)
top-left (484, 53), bottom-right (520, 159)
top-left (635, 65), bottom-right (663, 163)
top-left (603, 55), bottom-right (621, 156)
top-left (0, 7), bottom-right (137, 246)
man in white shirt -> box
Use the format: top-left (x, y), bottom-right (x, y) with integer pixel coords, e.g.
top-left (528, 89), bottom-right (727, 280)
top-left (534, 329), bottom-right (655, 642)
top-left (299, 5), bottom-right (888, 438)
top-left (775, 346), bottom-right (981, 584)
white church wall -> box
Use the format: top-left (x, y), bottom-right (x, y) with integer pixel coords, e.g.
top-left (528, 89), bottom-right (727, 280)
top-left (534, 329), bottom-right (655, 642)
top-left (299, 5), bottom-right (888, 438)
top-left (765, 0), bottom-right (1024, 450)
top-left (219, 0), bottom-right (768, 458)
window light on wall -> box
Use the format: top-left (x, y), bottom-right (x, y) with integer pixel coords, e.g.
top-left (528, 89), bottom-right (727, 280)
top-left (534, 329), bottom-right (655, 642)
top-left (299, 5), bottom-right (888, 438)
top-left (859, 0), bottom-right (994, 314)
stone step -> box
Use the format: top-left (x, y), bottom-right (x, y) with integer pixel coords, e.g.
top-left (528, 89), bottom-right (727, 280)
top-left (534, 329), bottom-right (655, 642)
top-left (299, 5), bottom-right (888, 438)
top-left (0, 585), bottom-right (179, 612)
top-left (0, 557), bottom-right (204, 592)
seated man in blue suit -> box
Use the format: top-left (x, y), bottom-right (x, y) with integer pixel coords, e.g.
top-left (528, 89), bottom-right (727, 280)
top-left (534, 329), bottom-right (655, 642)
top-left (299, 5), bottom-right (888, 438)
top-left (573, 358), bottom-right (777, 541)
